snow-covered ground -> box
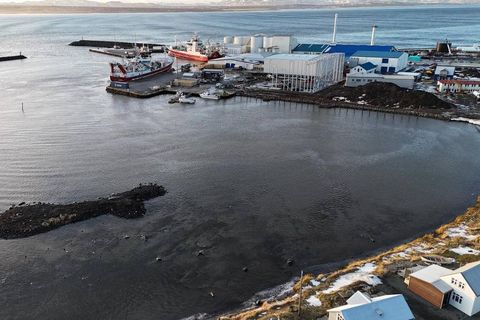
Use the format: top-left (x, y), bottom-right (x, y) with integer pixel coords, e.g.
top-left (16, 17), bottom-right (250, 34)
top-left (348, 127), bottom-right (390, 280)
top-left (306, 295), bottom-right (322, 307)
top-left (451, 117), bottom-right (480, 126)
top-left (450, 246), bottom-right (480, 255)
top-left (445, 224), bottom-right (477, 240)
top-left (322, 263), bottom-right (382, 294)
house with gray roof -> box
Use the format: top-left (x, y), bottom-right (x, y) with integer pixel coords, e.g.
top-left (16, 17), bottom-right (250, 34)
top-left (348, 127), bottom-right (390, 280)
top-left (407, 261), bottom-right (480, 316)
top-left (440, 261), bottom-right (480, 316)
top-left (327, 291), bottom-right (414, 320)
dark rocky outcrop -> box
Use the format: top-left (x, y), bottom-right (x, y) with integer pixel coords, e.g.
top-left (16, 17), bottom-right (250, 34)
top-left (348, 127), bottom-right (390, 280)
top-left (0, 183), bottom-right (166, 239)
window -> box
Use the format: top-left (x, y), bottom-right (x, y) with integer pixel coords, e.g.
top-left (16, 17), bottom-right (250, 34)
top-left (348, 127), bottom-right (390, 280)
top-left (451, 278), bottom-right (458, 285)
top-left (382, 58), bottom-right (389, 63)
top-left (452, 292), bottom-right (463, 304)
top-left (337, 314), bottom-right (345, 320)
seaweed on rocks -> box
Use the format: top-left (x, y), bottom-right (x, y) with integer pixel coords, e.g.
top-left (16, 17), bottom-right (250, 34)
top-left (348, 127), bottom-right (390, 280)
top-left (0, 183), bottom-right (166, 239)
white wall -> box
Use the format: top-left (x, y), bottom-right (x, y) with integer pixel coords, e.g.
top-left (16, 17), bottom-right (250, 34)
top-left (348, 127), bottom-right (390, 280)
top-left (350, 53), bottom-right (408, 73)
top-left (442, 274), bottom-right (478, 316)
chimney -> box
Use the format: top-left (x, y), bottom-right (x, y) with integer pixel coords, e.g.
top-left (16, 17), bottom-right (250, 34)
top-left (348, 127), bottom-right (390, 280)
top-left (332, 13), bottom-right (338, 44)
top-left (371, 25), bottom-right (377, 46)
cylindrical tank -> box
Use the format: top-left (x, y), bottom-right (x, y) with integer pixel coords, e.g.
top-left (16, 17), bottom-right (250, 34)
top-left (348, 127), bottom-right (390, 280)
top-left (263, 36), bottom-right (273, 49)
top-left (234, 36), bottom-right (246, 45)
top-left (250, 35), bottom-right (263, 53)
top-left (224, 36), bottom-right (233, 44)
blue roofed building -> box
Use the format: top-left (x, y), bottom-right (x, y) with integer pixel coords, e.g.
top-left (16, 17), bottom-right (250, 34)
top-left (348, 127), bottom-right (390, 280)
top-left (292, 43), bottom-right (397, 58)
top-left (350, 50), bottom-right (409, 74)
top-left (350, 62), bottom-right (377, 74)
top-left (327, 291), bottom-right (415, 320)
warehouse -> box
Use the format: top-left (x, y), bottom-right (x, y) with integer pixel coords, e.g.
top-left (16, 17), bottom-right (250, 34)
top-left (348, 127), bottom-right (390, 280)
top-left (350, 51), bottom-right (409, 74)
top-left (292, 43), bottom-right (396, 58)
top-left (264, 53), bottom-right (344, 92)
top-left (345, 73), bottom-right (415, 89)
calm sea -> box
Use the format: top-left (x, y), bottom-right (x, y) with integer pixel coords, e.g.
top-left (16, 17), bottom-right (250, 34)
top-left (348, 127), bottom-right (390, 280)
top-left (0, 5), bottom-right (480, 320)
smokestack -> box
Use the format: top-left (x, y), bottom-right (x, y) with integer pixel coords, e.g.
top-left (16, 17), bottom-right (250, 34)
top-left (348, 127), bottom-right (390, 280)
top-left (370, 25), bottom-right (377, 46)
top-left (332, 13), bottom-right (338, 44)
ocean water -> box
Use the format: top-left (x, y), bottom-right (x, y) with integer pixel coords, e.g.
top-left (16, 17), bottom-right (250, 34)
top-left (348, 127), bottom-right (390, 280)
top-left (0, 5), bottom-right (480, 320)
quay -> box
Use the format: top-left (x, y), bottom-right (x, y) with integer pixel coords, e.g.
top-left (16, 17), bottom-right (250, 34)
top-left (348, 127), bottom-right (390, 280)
top-left (70, 39), bottom-right (165, 52)
top-left (0, 54), bottom-right (26, 62)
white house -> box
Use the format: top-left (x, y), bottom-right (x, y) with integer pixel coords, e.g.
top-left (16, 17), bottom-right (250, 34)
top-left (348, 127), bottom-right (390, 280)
top-left (327, 291), bottom-right (415, 320)
top-left (407, 261), bottom-right (480, 316)
top-left (349, 62), bottom-right (377, 74)
top-left (350, 51), bottom-right (409, 74)
top-left (440, 261), bottom-right (480, 316)
top-left (437, 79), bottom-right (480, 94)
top-left (345, 73), bottom-right (415, 89)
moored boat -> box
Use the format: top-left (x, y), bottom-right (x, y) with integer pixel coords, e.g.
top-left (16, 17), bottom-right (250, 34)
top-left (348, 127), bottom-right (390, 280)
top-left (110, 54), bottom-right (173, 82)
top-left (168, 33), bottom-right (224, 63)
top-left (200, 89), bottom-right (221, 100)
top-left (421, 255), bottom-right (455, 265)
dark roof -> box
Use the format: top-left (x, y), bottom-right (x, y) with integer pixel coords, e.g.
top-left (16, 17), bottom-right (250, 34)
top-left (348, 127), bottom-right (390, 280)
top-left (292, 43), bottom-right (396, 57)
top-left (359, 62), bottom-right (377, 70)
top-left (351, 51), bottom-right (406, 58)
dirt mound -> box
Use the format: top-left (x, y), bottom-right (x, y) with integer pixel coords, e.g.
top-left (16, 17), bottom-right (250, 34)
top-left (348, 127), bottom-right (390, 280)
top-left (319, 82), bottom-right (454, 110)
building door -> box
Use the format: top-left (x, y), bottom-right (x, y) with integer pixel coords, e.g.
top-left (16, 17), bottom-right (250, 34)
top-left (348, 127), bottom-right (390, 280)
top-left (381, 67), bottom-right (388, 74)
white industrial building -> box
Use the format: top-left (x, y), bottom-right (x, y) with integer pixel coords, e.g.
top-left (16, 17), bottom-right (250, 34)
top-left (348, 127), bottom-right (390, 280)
top-left (264, 53), bottom-right (345, 92)
top-left (327, 291), bottom-right (414, 320)
top-left (346, 73), bottom-right (415, 89)
top-left (223, 34), bottom-right (297, 54)
top-left (350, 50), bottom-right (409, 74)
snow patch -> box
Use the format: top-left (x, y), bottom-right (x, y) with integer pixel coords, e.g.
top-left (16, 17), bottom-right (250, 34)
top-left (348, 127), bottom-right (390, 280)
top-left (445, 225), bottom-right (477, 240)
top-left (451, 117), bottom-right (480, 126)
top-left (322, 263), bottom-right (382, 294)
top-left (306, 295), bottom-right (322, 307)
top-left (310, 279), bottom-right (321, 286)
top-left (450, 246), bottom-right (480, 255)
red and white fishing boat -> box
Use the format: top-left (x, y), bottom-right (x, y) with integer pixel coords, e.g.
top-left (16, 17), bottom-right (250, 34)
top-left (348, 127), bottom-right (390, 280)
top-left (109, 54), bottom-right (173, 82)
top-left (168, 33), bottom-right (224, 63)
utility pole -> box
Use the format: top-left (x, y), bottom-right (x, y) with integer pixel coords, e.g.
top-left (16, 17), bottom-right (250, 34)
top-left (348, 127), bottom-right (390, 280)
top-left (297, 270), bottom-right (304, 318)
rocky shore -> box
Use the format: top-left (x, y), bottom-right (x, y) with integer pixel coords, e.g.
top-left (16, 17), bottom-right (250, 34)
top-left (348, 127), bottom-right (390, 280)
top-left (219, 197), bottom-right (480, 320)
top-left (239, 82), bottom-right (479, 122)
top-left (0, 183), bottom-right (166, 239)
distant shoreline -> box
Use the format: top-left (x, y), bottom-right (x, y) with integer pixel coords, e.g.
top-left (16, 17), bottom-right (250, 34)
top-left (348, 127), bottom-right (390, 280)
top-left (0, 3), bottom-right (478, 15)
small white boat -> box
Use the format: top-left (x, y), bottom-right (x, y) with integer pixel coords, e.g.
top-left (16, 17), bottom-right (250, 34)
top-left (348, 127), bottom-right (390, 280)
top-left (178, 94), bottom-right (196, 104)
top-left (200, 89), bottom-right (220, 100)
top-left (421, 255), bottom-right (455, 265)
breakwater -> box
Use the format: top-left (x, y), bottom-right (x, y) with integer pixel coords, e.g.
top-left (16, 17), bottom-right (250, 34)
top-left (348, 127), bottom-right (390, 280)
top-left (0, 183), bottom-right (166, 239)
top-left (70, 39), bottom-right (165, 51)
top-left (0, 54), bottom-right (26, 62)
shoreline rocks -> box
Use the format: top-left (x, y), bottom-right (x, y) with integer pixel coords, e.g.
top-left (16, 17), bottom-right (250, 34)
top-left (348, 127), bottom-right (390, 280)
top-left (0, 183), bottom-right (166, 239)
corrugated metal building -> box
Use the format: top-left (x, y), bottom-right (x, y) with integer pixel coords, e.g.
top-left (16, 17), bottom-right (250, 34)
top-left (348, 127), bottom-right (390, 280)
top-left (292, 43), bottom-right (396, 58)
top-left (264, 53), bottom-right (345, 92)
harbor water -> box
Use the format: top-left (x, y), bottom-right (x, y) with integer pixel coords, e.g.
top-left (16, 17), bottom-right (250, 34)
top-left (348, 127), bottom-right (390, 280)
top-left (1, 5), bottom-right (480, 320)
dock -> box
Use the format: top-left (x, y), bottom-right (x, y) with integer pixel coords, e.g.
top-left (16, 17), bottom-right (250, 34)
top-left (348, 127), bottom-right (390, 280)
top-left (0, 54), bottom-right (27, 62)
top-left (70, 39), bottom-right (165, 52)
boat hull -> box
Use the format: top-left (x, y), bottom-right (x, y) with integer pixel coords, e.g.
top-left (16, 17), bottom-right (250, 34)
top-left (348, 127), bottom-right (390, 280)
top-left (110, 62), bottom-right (173, 82)
top-left (168, 49), bottom-right (208, 62)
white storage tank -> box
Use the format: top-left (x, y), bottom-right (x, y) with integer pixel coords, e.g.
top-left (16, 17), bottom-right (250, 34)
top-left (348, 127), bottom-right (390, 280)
top-left (250, 35), bottom-right (263, 54)
top-left (224, 36), bottom-right (233, 44)
top-left (234, 36), bottom-right (249, 46)
top-left (263, 36), bottom-right (273, 49)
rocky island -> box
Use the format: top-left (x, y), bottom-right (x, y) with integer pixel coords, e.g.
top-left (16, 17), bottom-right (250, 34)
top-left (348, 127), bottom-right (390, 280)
top-left (0, 183), bottom-right (166, 239)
